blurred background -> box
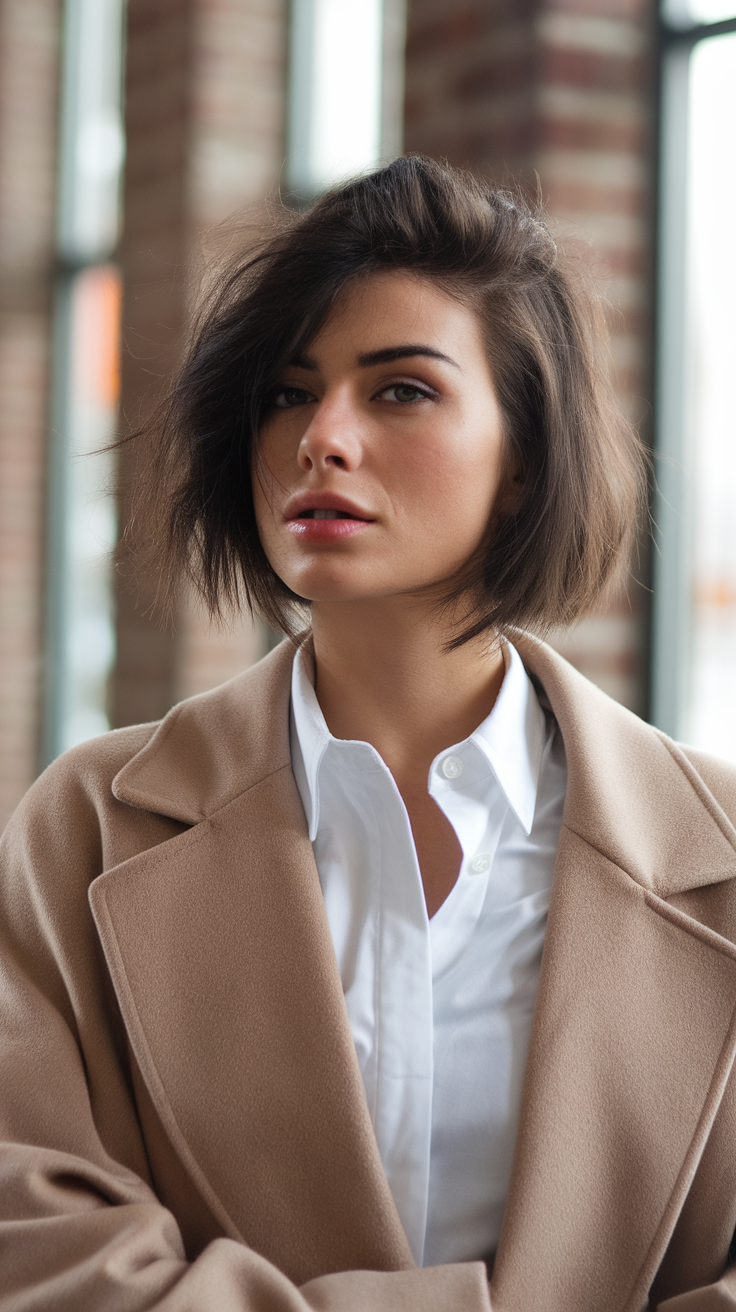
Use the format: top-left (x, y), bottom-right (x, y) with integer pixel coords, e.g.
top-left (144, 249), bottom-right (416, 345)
top-left (1, 0), bottom-right (735, 830)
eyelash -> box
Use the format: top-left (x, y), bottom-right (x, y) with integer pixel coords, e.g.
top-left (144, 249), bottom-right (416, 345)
top-left (271, 379), bottom-right (437, 409)
top-left (272, 386), bottom-right (314, 409)
top-left (377, 382), bottom-right (436, 404)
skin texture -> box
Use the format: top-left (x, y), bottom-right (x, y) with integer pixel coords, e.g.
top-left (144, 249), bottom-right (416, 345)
top-left (254, 271), bottom-right (515, 917)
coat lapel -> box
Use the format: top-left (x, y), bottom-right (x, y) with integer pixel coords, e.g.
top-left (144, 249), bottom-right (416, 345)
top-left (491, 637), bottom-right (736, 1312)
top-left (89, 641), bottom-right (413, 1285)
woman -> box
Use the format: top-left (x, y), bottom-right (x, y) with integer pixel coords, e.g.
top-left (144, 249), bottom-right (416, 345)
top-left (2, 157), bottom-right (736, 1312)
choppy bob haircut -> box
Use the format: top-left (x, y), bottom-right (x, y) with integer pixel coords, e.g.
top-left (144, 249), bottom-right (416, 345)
top-left (142, 155), bottom-right (646, 646)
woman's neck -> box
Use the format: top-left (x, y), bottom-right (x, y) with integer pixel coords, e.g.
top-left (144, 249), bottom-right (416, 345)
top-left (310, 596), bottom-right (505, 791)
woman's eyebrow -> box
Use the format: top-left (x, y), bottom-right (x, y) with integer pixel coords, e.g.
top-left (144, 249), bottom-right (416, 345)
top-left (357, 345), bottom-right (460, 369)
top-left (285, 345), bottom-right (460, 371)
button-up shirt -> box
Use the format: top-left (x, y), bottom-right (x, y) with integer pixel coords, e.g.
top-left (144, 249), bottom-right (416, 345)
top-left (289, 639), bottom-right (567, 1267)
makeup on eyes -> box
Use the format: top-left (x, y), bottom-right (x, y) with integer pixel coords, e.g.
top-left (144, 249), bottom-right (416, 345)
top-left (271, 373), bottom-right (440, 410)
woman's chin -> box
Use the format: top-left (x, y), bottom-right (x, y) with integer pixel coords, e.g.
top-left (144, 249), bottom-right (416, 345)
top-left (279, 564), bottom-right (394, 606)
top-left (275, 555), bottom-right (458, 609)
top-left (285, 576), bottom-right (450, 614)
top-left (291, 582), bottom-right (389, 608)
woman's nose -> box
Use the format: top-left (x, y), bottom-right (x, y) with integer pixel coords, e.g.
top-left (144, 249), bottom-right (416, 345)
top-left (297, 395), bottom-right (364, 472)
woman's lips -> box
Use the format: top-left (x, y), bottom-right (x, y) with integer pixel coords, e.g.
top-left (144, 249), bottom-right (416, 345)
top-left (286, 511), bottom-right (372, 542)
top-left (283, 495), bottom-right (376, 542)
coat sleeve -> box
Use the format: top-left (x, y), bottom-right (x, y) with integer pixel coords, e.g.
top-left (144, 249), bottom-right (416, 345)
top-left (0, 755), bottom-right (491, 1312)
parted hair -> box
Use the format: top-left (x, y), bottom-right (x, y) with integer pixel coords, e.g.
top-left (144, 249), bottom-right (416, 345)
top-left (140, 155), bottom-right (646, 644)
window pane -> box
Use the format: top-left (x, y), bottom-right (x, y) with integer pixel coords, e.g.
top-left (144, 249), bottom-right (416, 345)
top-left (55, 266), bottom-right (121, 754)
top-left (663, 0), bottom-right (736, 26)
top-left (685, 32), bottom-right (736, 760)
top-left (287, 0), bottom-right (384, 195)
top-left (44, 0), bottom-right (126, 764)
top-left (58, 0), bottom-right (126, 262)
top-left (689, 1), bottom-right (736, 20)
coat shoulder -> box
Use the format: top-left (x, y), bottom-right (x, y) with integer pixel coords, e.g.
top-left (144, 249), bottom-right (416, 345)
top-left (3, 720), bottom-right (160, 840)
top-left (0, 722), bottom-right (188, 917)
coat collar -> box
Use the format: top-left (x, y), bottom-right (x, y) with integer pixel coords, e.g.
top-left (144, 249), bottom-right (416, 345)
top-left (99, 633), bottom-right (736, 1309)
top-left (113, 632), bottom-right (736, 900)
top-left (112, 638), bottom-right (296, 825)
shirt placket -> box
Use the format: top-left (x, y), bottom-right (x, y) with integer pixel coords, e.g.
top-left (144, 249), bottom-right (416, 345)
top-left (428, 745), bottom-right (508, 978)
top-left (366, 764), bottom-right (434, 1267)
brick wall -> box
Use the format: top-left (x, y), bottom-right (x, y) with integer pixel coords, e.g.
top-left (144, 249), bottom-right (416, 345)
top-left (114, 0), bottom-right (286, 726)
top-left (0, 0), bottom-right (59, 828)
top-left (405, 0), bottom-right (655, 714)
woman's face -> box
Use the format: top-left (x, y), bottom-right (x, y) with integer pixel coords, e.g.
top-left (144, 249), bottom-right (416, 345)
top-left (253, 270), bottom-right (510, 608)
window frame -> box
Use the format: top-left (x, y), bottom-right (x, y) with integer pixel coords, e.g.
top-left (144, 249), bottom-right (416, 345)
top-left (650, 3), bottom-right (736, 737)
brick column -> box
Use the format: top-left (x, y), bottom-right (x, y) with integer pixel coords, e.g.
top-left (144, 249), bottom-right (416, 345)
top-left (175, 0), bottom-right (286, 703)
top-left (405, 0), bottom-right (655, 714)
top-left (114, 0), bottom-right (287, 726)
top-left (0, 0), bottom-right (59, 828)
top-left (113, 0), bottom-right (195, 728)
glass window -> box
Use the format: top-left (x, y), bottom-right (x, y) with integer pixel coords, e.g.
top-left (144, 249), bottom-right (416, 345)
top-left (653, 11), bottom-right (736, 759)
top-left (43, 0), bottom-right (126, 763)
top-left (684, 32), bottom-right (736, 759)
top-left (55, 266), bottom-right (121, 751)
top-left (287, 0), bottom-right (405, 197)
top-left (664, 0), bottom-right (736, 24)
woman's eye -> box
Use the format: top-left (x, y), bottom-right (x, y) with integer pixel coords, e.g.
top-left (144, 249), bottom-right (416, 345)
top-left (379, 383), bottom-right (432, 404)
top-left (273, 386), bottom-right (313, 409)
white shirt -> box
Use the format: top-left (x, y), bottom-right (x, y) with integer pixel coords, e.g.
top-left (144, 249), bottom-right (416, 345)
top-left (289, 639), bottom-right (567, 1267)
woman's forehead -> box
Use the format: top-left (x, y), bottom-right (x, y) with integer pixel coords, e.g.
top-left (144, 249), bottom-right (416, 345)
top-left (303, 270), bottom-right (484, 365)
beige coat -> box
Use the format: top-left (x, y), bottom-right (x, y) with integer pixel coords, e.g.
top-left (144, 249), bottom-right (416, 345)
top-left (3, 635), bottom-right (736, 1311)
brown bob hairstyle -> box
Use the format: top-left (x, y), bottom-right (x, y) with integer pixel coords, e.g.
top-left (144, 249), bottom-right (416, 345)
top-left (141, 155), bottom-right (646, 645)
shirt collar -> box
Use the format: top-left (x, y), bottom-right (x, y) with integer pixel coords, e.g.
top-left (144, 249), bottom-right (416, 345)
top-left (290, 637), bottom-right (548, 843)
top-left (466, 639), bottom-right (547, 835)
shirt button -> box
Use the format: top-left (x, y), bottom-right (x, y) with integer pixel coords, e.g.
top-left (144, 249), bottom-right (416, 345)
top-left (470, 853), bottom-right (491, 874)
top-left (441, 755), bottom-right (463, 779)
